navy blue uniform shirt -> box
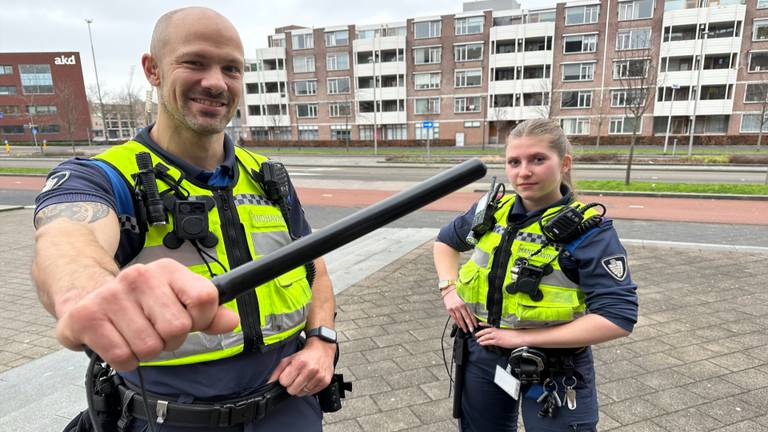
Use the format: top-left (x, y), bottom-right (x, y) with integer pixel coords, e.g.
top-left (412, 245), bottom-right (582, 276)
top-left (34, 126), bottom-right (313, 398)
top-left (436, 186), bottom-right (638, 333)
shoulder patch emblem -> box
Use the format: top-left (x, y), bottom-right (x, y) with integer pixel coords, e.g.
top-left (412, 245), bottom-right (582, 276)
top-left (601, 255), bottom-right (627, 281)
top-left (40, 171), bottom-right (71, 193)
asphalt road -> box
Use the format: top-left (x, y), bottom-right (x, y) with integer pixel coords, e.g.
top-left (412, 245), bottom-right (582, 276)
top-left (2, 156), bottom-right (767, 184)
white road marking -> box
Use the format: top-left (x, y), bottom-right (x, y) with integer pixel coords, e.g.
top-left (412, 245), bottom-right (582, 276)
top-left (628, 205), bottom-right (644, 209)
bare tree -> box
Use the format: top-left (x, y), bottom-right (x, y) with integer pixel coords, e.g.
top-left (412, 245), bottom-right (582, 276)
top-left (615, 41), bottom-right (659, 185)
top-left (748, 81), bottom-right (768, 151)
top-left (115, 66), bottom-right (144, 136)
top-left (56, 81), bottom-right (88, 154)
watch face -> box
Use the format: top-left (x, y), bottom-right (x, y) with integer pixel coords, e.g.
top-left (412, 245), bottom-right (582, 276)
top-left (319, 327), bottom-right (337, 342)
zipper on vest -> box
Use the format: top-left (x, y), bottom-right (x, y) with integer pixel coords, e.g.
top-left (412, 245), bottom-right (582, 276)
top-left (486, 225), bottom-right (517, 327)
top-left (214, 188), bottom-right (264, 351)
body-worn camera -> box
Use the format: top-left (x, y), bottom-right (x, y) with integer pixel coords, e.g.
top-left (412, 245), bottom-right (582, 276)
top-left (505, 258), bottom-right (552, 301)
top-left (317, 373), bottom-right (353, 413)
top-left (162, 196), bottom-right (218, 249)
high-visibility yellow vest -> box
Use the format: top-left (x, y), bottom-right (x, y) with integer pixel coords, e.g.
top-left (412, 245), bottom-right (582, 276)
top-left (456, 195), bottom-right (598, 328)
top-left (94, 141), bottom-right (311, 366)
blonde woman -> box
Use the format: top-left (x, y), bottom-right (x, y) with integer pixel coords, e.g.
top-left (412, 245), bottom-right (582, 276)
top-left (434, 119), bottom-right (637, 431)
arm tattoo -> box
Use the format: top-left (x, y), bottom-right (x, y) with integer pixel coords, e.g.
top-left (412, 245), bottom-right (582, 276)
top-left (35, 202), bottom-right (111, 228)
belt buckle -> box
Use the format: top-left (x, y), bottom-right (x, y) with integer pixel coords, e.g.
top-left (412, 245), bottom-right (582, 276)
top-left (509, 346), bottom-right (547, 385)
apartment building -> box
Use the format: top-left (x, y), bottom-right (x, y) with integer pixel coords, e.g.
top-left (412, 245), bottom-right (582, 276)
top-left (241, 0), bottom-right (762, 145)
top-left (0, 52), bottom-right (91, 142)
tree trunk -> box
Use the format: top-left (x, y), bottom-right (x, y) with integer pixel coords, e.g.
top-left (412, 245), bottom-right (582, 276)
top-left (624, 132), bottom-right (637, 186)
top-left (758, 131), bottom-right (763, 152)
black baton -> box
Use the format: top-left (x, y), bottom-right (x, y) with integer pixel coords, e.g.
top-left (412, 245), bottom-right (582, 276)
top-left (213, 158), bottom-right (487, 304)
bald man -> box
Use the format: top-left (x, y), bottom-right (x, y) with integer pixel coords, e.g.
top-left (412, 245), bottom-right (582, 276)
top-left (33, 7), bottom-right (335, 431)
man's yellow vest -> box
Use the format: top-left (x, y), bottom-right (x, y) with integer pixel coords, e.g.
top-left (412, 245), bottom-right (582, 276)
top-left (456, 195), bottom-right (596, 328)
top-left (94, 141), bottom-right (311, 366)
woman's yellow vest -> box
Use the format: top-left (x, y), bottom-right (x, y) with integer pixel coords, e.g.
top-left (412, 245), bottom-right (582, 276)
top-left (93, 141), bottom-right (311, 366)
top-left (456, 195), bottom-right (596, 329)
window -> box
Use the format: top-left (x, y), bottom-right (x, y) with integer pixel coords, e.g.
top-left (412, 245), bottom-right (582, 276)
top-left (0, 86), bottom-right (17, 95)
top-left (616, 28), bottom-right (651, 50)
top-left (296, 104), bottom-right (318, 118)
top-left (414, 46), bottom-right (441, 64)
top-left (27, 105), bottom-right (57, 115)
top-left (292, 33), bottom-right (314, 50)
top-left (19, 64), bottom-right (54, 94)
top-left (754, 20), bottom-right (768, 41)
top-left (618, 0), bottom-right (653, 21)
top-left (327, 77), bottom-right (350, 94)
top-left (294, 80), bottom-right (317, 96)
top-left (415, 122), bottom-right (440, 139)
top-left (613, 59), bottom-right (648, 79)
top-left (700, 85), bottom-right (730, 100)
top-left (414, 97), bottom-right (440, 114)
top-left (330, 125), bottom-right (351, 141)
top-left (329, 102), bottom-right (352, 117)
top-left (40, 124), bottom-right (60, 134)
top-left (760, 0), bottom-right (768, 8)
top-left (0, 105), bottom-right (20, 116)
top-left (565, 5), bottom-right (599, 25)
top-left (327, 52), bottom-right (350, 71)
top-left (455, 16), bottom-right (484, 35)
top-left (0, 65), bottom-right (12, 75)
top-left (611, 89), bottom-right (647, 106)
top-left (248, 105), bottom-right (262, 116)
top-left (609, 116), bottom-right (640, 134)
top-left (455, 96), bottom-right (482, 113)
top-left (2, 125), bottom-right (25, 134)
top-left (454, 43), bottom-right (483, 62)
top-left (560, 91), bottom-right (592, 108)
top-left (359, 126), bottom-right (374, 140)
top-left (464, 121), bottom-right (481, 128)
top-left (749, 52), bottom-right (768, 72)
top-left (562, 62), bottom-right (595, 81)
top-left (325, 30), bottom-right (349, 47)
top-left (298, 125), bottom-right (319, 140)
top-left (293, 55), bottom-right (315, 73)
top-left (745, 83), bottom-right (768, 103)
top-left (660, 56), bottom-right (694, 72)
top-left (563, 34), bottom-right (597, 53)
top-left (694, 115), bottom-right (729, 134)
top-left (455, 69), bottom-right (482, 87)
top-left (414, 20), bottom-right (442, 39)
top-left (527, 10), bottom-right (556, 23)
top-left (561, 118), bottom-right (590, 135)
top-left (414, 72), bottom-right (441, 90)
top-left (523, 92), bottom-right (549, 106)
top-left (384, 26), bottom-right (406, 37)
top-left (741, 113), bottom-right (768, 132)
top-left (270, 38), bottom-right (285, 48)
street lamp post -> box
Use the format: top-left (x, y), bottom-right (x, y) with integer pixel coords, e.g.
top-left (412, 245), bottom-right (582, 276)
top-left (663, 83), bottom-right (679, 154)
top-left (85, 18), bottom-right (109, 145)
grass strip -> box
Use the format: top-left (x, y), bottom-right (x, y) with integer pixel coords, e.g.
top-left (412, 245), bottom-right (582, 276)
top-left (576, 180), bottom-right (768, 195)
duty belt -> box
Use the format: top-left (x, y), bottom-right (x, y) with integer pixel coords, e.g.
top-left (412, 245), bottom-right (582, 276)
top-left (507, 346), bottom-right (586, 385)
top-left (116, 381), bottom-right (291, 428)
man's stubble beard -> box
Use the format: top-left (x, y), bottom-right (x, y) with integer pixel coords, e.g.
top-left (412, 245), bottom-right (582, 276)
top-left (160, 93), bottom-right (233, 136)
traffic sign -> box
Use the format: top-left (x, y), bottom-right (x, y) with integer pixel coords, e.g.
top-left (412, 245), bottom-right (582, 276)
top-left (32, 127), bottom-right (38, 135)
top-left (422, 121), bottom-right (433, 129)
top-left (0, 111), bottom-right (4, 119)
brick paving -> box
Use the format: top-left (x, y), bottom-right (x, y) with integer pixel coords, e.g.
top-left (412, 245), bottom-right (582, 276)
top-left (2, 207), bottom-right (768, 431)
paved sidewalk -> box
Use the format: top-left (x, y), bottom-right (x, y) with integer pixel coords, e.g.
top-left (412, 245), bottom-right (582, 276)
top-left (3, 207), bottom-right (768, 431)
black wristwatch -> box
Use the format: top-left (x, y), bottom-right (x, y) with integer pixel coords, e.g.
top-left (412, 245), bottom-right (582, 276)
top-left (306, 326), bottom-right (337, 343)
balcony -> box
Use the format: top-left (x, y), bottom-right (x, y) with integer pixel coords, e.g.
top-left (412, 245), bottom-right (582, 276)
top-left (490, 22), bottom-right (555, 41)
top-left (653, 99), bottom-right (734, 116)
top-left (353, 35), bottom-right (406, 52)
top-left (490, 50), bottom-right (553, 68)
top-left (487, 106), bottom-right (545, 121)
top-left (244, 69), bottom-right (287, 83)
top-left (659, 69), bottom-right (736, 87)
top-left (355, 111), bottom-right (406, 125)
top-left (244, 93), bottom-right (288, 106)
top-left (489, 78), bottom-right (550, 95)
top-left (245, 115), bottom-right (290, 128)
top-left (662, 3), bottom-right (746, 26)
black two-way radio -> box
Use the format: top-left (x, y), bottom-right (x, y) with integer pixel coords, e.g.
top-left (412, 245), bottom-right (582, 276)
top-left (466, 177), bottom-right (505, 246)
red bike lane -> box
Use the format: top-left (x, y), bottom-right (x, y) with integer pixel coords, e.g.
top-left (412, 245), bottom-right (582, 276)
top-left (4, 175), bottom-right (766, 226)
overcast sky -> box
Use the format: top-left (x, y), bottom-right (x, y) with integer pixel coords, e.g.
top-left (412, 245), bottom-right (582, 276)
top-left (0, 0), bottom-right (556, 100)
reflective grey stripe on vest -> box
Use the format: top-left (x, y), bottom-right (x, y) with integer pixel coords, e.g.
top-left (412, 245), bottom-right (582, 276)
top-left (462, 304), bottom-right (586, 329)
top-left (470, 248), bottom-right (491, 268)
top-left (129, 242), bottom-right (220, 268)
top-left (147, 330), bottom-right (244, 362)
top-left (493, 224), bottom-right (505, 235)
top-left (234, 193), bottom-right (276, 207)
top-left (251, 231), bottom-right (292, 256)
top-left (147, 305), bottom-right (309, 362)
top-left (541, 269), bottom-right (579, 289)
